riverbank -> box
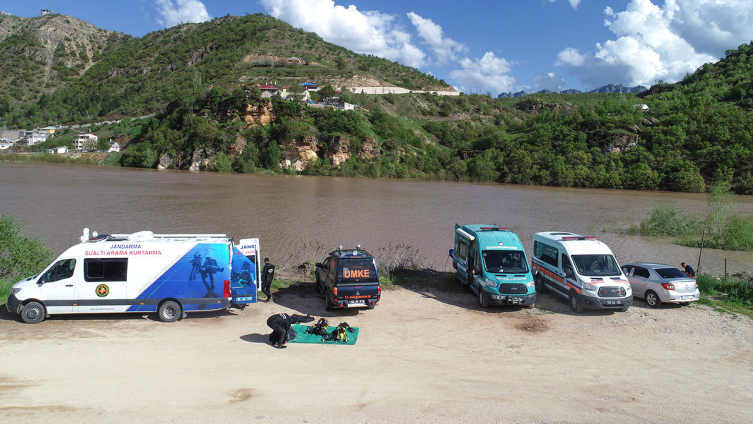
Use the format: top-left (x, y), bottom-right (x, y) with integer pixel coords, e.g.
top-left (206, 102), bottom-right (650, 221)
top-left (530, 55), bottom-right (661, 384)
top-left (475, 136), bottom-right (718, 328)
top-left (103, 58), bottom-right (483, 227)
top-left (1, 282), bottom-right (751, 423)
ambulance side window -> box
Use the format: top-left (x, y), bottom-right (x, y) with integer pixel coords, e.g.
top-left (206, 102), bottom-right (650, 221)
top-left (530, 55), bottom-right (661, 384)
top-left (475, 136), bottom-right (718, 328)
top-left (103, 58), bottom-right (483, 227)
top-left (84, 258), bottom-right (128, 282)
top-left (457, 239), bottom-right (468, 261)
top-left (562, 254), bottom-right (574, 276)
top-left (534, 241), bottom-right (558, 267)
top-left (44, 259), bottom-right (77, 283)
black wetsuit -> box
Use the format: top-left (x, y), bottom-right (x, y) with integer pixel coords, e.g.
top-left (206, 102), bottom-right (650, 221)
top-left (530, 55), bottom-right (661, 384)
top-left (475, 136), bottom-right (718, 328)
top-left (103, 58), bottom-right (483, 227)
top-left (261, 263), bottom-right (275, 301)
top-left (266, 313), bottom-right (313, 346)
top-left (683, 264), bottom-right (696, 278)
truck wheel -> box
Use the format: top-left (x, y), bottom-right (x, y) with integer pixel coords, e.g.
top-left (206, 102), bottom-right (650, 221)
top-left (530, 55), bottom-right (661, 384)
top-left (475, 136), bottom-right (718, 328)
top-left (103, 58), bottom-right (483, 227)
top-left (479, 291), bottom-right (488, 308)
top-left (21, 301), bottom-right (46, 324)
top-left (569, 291), bottom-right (583, 313)
top-left (325, 293), bottom-right (334, 312)
top-left (158, 301), bottom-right (181, 322)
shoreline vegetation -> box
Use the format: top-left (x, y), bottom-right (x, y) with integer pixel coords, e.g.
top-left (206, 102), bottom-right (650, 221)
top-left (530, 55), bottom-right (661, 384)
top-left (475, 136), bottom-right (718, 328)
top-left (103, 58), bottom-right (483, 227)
top-left (2, 215), bottom-right (751, 318)
top-left (625, 181), bottom-right (753, 251)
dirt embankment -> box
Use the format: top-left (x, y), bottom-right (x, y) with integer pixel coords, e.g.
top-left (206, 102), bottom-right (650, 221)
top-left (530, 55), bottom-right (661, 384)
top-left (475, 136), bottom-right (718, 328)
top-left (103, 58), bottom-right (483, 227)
top-left (1, 284), bottom-right (751, 423)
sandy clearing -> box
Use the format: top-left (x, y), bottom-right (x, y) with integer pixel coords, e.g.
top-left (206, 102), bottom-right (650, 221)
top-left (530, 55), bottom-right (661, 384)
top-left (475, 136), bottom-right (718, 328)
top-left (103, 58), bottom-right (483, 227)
top-left (1, 284), bottom-right (752, 423)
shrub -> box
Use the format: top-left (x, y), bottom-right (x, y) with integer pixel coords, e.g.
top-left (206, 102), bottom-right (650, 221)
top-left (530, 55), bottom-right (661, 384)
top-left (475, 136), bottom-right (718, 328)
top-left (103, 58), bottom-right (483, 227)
top-left (697, 274), bottom-right (717, 295)
top-left (0, 216), bottom-right (52, 302)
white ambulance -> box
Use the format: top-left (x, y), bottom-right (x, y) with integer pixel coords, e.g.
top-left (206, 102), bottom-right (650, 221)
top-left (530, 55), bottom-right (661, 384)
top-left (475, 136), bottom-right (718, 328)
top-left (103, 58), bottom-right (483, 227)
top-left (531, 232), bottom-right (632, 313)
top-left (7, 229), bottom-right (260, 324)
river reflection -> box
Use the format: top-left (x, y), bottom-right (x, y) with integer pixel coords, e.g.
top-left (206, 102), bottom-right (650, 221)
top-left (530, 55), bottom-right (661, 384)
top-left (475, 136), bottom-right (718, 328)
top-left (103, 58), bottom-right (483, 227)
top-left (2, 162), bottom-right (752, 275)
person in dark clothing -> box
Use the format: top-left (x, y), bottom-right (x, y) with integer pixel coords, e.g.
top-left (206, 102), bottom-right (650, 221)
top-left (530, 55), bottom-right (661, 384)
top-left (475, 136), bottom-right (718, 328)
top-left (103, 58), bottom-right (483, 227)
top-left (681, 262), bottom-right (696, 278)
top-left (261, 258), bottom-right (275, 302)
top-left (266, 313), bottom-right (314, 348)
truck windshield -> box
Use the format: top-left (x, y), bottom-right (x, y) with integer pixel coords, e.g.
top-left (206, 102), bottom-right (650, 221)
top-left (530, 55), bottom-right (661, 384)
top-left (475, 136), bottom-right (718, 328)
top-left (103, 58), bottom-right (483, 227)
top-left (572, 254), bottom-right (621, 277)
top-left (337, 258), bottom-right (378, 283)
top-left (482, 250), bottom-right (529, 273)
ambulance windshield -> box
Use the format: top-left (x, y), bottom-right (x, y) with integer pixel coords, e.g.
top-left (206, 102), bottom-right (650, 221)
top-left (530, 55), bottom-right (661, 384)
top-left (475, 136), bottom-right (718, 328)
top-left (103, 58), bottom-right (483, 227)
top-left (482, 250), bottom-right (529, 274)
top-left (572, 254), bottom-right (621, 277)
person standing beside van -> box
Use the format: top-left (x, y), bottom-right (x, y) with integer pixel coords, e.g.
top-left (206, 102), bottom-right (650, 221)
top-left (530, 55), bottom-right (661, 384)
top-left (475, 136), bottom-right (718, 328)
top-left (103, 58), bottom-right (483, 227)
top-left (681, 262), bottom-right (696, 278)
top-left (261, 258), bottom-right (275, 302)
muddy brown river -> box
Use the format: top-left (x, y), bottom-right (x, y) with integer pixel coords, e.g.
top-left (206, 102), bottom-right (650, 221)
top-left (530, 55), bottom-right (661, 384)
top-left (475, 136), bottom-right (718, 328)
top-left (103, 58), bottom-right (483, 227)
top-left (2, 162), bottom-right (752, 275)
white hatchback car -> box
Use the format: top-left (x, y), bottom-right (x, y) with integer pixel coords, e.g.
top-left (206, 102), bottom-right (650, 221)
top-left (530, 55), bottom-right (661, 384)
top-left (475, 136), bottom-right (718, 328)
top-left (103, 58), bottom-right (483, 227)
top-left (622, 263), bottom-right (700, 307)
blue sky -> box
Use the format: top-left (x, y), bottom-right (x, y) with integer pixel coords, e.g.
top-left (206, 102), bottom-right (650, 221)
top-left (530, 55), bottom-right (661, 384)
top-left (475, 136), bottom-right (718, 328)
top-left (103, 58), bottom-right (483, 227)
top-left (5, 1), bottom-right (753, 94)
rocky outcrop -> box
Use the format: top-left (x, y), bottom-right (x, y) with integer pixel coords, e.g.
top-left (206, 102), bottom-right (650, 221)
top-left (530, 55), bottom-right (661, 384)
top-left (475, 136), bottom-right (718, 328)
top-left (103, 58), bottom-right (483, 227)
top-left (240, 100), bottom-right (275, 127)
top-left (228, 137), bottom-right (247, 157)
top-left (157, 153), bottom-right (173, 170)
top-left (605, 134), bottom-right (640, 154)
top-left (280, 135), bottom-right (319, 171)
top-left (189, 149), bottom-right (204, 172)
top-left (360, 137), bottom-right (378, 160)
top-left (327, 136), bottom-right (351, 168)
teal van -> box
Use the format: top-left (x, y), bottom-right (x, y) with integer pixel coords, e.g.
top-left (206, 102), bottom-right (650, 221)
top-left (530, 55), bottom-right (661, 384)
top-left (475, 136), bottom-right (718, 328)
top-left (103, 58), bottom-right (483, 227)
top-left (452, 224), bottom-right (536, 308)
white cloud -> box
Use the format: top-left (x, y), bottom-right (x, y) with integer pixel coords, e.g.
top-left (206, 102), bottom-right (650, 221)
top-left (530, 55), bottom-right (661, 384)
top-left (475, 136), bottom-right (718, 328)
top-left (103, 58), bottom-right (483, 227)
top-left (547, 0), bottom-right (582, 9)
top-left (534, 72), bottom-right (567, 91)
top-left (259, 0), bottom-right (427, 67)
top-left (154, 0), bottom-right (211, 27)
top-left (407, 12), bottom-right (466, 65)
top-left (556, 47), bottom-right (585, 66)
top-left (449, 52), bottom-right (516, 94)
top-left (557, 0), bottom-right (753, 88)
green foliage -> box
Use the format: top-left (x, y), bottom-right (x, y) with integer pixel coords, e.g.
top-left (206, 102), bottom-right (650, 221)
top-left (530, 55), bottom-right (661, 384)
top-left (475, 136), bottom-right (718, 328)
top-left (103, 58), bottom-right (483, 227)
top-left (697, 274), bottom-right (753, 306)
top-left (262, 140), bottom-right (281, 171)
top-left (0, 215), bottom-right (53, 302)
top-left (639, 204), bottom-right (700, 236)
top-left (214, 152), bottom-right (233, 173)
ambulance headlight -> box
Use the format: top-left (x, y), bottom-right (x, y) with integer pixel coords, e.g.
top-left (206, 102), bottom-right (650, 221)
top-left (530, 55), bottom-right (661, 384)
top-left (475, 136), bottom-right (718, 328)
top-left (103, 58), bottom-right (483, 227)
top-left (582, 283), bottom-right (598, 292)
top-left (526, 280), bottom-right (535, 288)
top-left (11, 287), bottom-right (22, 294)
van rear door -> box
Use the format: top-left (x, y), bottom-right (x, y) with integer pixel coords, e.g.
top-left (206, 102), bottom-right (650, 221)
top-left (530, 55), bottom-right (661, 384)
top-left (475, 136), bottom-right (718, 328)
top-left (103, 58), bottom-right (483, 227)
top-left (232, 238), bottom-right (259, 304)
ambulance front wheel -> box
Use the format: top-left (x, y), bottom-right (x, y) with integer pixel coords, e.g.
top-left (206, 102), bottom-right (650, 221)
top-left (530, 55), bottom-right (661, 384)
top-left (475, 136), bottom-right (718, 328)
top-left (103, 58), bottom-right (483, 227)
top-left (569, 291), bottom-right (583, 313)
top-left (158, 301), bottom-right (182, 322)
top-left (21, 301), bottom-right (45, 324)
top-left (479, 291), bottom-right (488, 308)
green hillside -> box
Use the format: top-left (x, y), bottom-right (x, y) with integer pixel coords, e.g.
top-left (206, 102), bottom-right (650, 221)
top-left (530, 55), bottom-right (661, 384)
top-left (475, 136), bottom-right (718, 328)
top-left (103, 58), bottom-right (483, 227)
top-left (1, 13), bottom-right (752, 194)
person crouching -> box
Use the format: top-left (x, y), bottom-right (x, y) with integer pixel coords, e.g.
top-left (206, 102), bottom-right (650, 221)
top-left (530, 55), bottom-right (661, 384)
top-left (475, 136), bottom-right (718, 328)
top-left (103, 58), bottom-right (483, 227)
top-left (266, 313), bottom-right (314, 348)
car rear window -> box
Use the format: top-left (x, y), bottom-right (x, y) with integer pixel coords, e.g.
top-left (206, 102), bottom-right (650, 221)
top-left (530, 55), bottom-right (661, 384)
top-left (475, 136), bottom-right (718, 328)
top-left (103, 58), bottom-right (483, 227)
top-left (655, 267), bottom-right (688, 279)
top-left (337, 258), bottom-right (378, 283)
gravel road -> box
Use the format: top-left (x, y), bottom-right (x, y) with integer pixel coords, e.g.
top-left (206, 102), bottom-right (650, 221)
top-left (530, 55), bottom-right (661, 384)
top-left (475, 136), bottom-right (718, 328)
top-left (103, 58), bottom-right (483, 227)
top-left (1, 283), bottom-right (751, 423)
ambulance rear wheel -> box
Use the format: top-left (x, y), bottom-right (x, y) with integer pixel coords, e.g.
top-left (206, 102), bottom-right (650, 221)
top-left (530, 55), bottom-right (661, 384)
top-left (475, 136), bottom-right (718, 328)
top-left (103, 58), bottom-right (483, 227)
top-left (21, 301), bottom-right (45, 324)
top-left (158, 301), bottom-right (181, 322)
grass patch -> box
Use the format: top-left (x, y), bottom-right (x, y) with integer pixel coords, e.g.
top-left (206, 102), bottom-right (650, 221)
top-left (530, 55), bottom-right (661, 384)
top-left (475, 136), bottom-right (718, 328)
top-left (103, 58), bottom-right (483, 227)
top-left (694, 273), bottom-right (753, 317)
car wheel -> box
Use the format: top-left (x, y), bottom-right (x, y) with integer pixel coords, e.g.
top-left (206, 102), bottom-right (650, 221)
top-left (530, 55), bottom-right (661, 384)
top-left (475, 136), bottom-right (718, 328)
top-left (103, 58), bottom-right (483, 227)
top-left (645, 291), bottom-right (661, 308)
top-left (158, 301), bottom-right (181, 322)
top-left (325, 293), bottom-right (334, 311)
top-left (21, 301), bottom-right (45, 324)
top-left (569, 291), bottom-right (583, 313)
top-left (479, 291), bottom-right (488, 308)
top-left (535, 275), bottom-right (547, 293)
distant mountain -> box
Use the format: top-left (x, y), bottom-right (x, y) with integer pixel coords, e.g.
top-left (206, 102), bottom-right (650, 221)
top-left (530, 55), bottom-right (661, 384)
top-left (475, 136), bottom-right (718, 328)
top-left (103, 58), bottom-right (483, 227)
top-left (497, 84), bottom-right (646, 98)
top-left (588, 84), bottom-right (647, 94)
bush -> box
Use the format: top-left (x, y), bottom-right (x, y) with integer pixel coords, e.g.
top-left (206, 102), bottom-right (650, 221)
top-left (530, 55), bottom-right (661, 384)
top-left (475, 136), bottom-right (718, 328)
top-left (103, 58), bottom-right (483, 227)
top-left (697, 274), bottom-right (717, 295)
top-left (640, 204), bottom-right (700, 236)
top-left (0, 216), bottom-right (52, 302)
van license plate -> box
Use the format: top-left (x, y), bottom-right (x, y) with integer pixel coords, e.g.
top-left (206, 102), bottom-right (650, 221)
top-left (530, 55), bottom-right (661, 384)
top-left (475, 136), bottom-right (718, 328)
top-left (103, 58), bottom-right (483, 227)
top-left (349, 300), bottom-right (365, 305)
top-left (606, 300), bottom-right (622, 305)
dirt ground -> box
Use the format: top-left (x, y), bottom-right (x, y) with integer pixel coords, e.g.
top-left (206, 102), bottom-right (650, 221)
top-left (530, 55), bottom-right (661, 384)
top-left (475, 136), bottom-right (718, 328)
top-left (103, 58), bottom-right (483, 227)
top-left (1, 282), bottom-right (752, 423)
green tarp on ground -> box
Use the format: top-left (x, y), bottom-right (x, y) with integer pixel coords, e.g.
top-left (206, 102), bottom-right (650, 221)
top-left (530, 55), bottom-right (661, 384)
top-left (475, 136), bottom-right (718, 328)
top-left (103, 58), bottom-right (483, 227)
top-left (287, 324), bottom-right (359, 345)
